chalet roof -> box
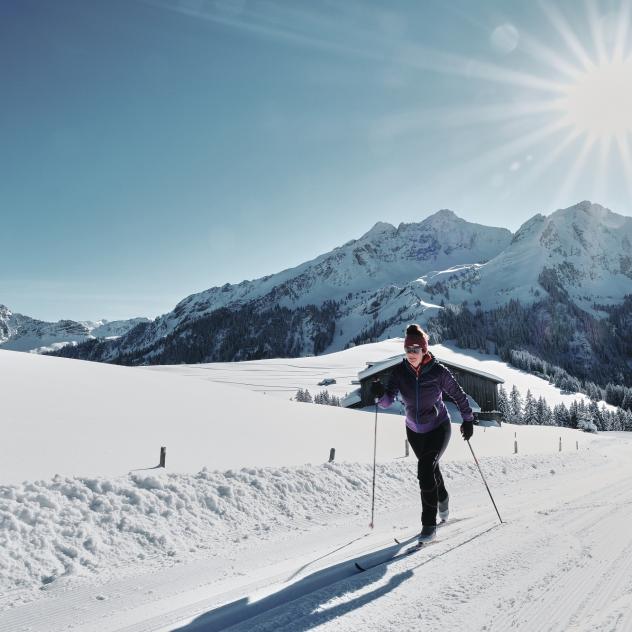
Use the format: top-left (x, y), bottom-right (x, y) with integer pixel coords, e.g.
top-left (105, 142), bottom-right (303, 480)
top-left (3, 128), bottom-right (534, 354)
top-left (340, 389), bottom-right (362, 407)
top-left (358, 352), bottom-right (504, 384)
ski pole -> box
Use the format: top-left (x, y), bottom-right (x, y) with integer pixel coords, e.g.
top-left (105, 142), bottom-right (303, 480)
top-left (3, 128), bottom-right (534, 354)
top-left (467, 439), bottom-right (503, 524)
top-left (369, 400), bottom-right (378, 528)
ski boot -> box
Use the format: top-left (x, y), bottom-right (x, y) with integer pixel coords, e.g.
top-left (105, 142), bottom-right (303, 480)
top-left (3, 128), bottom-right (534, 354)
top-left (438, 495), bottom-right (449, 522)
top-left (418, 525), bottom-right (437, 543)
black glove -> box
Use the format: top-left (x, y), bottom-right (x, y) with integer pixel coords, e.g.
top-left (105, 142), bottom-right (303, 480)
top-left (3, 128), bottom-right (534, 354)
top-left (370, 380), bottom-right (385, 400)
top-left (460, 420), bottom-right (474, 441)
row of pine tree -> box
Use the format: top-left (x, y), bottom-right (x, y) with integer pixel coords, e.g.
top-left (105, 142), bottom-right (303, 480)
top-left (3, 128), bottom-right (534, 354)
top-left (497, 385), bottom-right (632, 432)
top-left (294, 389), bottom-right (342, 406)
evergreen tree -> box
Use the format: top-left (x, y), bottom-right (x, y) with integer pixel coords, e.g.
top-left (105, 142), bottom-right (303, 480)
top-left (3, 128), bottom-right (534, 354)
top-left (577, 406), bottom-right (598, 433)
top-left (537, 396), bottom-right (554, 425)
top-left (433, 296), bottom-right (632, 391)
top-left (553, 403), bottom-right (570, 427)
top-left (315, 390), bottom-right (339, 405)
top-left (523, 390), bottom-right (538, 425)
top-left (509, 385), bottom-right (523, 424)
top-left (497, 386), bottom-right (511, 421)
top-left (584, 381), bottom-right (603, 401)
top-left (569, 400), bottom-right (579, 429)
top-left (295, 388), bottom-right (314, 403)
top-left (588, 401), bottom-right (604, 430)
top-left (606, 383), bottom-right (625, 407)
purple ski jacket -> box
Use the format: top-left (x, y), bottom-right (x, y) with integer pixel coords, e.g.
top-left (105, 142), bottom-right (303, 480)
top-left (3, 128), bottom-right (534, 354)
top-left (378, 354), bottom-right (474, 434)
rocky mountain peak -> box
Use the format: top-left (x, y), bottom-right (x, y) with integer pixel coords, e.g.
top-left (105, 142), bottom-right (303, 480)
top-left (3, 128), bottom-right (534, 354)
top-left (430, 208), bottom-right (458, 220)
top-left (511, 213), bottom-right (546, 244)
top-left (358, 221), bottom-right (396, 242)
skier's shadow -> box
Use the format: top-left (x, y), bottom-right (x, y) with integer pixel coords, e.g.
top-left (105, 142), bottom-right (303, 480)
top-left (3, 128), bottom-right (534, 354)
top-left (172, 546), bottom-right (414, 631)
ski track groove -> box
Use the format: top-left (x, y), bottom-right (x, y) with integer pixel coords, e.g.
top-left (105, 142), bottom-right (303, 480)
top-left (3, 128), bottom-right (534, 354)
top-left (488, 506), bottom-right (612, 631)
top-left (207, 515), bottom-right (501, 632)
top-left (225, 520), bottom-right (506, 632)
top-left (116, 516), bottom-right (490, 632)
top-left (486, 471), bottom-right (632, 632)
top-left (572, 509), bottom-right (632, 631)
top-left (227, 449), bottom-right (631, 632)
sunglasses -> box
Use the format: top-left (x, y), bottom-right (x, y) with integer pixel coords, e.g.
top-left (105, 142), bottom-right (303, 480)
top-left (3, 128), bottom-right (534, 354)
top-left (404, 346), bottom-right (425, 354)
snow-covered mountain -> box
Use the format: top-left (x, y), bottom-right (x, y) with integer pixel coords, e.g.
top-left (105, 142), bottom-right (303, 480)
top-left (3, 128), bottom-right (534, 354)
top-left (173, 209), bottom-right (511, 317)
top-left (0, 305), bottom-right (150, 352)
top-left (81, 318), bottom-right (152, 339)
top-left (51, 201), bottom-right (632, 368)
top-left (52, 210), bottom-right (512, 363)
top-left (415, 201), bottom-right (632, 315)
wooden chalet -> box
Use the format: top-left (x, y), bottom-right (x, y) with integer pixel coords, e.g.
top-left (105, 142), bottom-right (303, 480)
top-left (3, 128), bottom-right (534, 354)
top-left (342, 352), bottom-right (504, 422)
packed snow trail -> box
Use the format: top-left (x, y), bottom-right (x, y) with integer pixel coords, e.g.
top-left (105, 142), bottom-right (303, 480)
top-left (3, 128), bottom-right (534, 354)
top-left (167, 435), bottom-right (632, 632)
top-left (2, 434), bottom-right (628, 631)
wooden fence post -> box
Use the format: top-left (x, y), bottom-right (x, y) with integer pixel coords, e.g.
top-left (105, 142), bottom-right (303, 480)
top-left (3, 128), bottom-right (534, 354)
top-left (160, 446), bottom-right (166, 468)
top-left (329, 448), bottom-right (336, 463)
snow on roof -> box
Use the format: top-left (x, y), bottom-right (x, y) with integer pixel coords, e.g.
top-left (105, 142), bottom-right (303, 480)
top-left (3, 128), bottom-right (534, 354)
top-left (358, 355), bottom-right (403, 381)
top-left (435, 357), bottom-right (505, 383)
top-left (358, 351), bottom-right (504, 383)
top-left (340, 388), bottom-right (362, 407)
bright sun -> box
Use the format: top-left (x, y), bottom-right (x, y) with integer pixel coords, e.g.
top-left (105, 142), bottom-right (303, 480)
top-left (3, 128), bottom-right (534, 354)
top-left (559, 60), bottom-right (632, 140)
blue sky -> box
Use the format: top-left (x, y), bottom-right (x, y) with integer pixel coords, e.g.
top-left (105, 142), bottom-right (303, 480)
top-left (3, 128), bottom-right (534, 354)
top-left (2, 0), bottom-right (631, 321)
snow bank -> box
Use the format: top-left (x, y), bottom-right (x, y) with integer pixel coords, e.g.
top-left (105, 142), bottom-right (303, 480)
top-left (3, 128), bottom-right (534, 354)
top-left (0, 449), bottom-right (597, 595)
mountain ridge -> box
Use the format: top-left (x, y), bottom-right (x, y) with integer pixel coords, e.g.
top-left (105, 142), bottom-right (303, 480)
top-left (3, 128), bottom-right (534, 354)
top-left (8, 201), bottom-right (632, 371)
top-left (418, 201), bottom-right (632, 316)
top-left (0, 305), bottom-right (150, 353)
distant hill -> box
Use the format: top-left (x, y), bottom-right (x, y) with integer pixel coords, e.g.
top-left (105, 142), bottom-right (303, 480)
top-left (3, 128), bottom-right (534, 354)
top-left (0, 305), bottom-right (149, 352)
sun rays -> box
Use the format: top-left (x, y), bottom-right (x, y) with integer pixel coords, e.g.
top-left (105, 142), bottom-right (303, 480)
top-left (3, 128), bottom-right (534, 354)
top-left (509, 0), bottom-right (632, 205)
top-left (409, 0), bottom-right (632, 208)
top-left (148, 0), bottom-right (632, 207)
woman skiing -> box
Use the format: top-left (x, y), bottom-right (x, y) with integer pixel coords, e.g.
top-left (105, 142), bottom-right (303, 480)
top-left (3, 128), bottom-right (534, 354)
top-left (371, 324), bottom-right (474, 542)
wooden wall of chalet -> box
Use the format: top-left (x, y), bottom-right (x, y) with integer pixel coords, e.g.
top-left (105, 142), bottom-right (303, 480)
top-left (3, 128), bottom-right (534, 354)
top-left (442, 363), bottom-right (498, 412)
top-left (359, 360), bottom-right (499, 412)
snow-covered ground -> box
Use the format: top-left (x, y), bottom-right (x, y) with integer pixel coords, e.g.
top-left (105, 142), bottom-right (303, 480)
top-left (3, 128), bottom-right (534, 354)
top-left (0, 348), bottom-right (408, 484)
top-left (143, 338), bottom-right (610, 412)
top-left (2, 339), bottom-right (602, 484)
top-left (1, 342), bottom-right (629, 631)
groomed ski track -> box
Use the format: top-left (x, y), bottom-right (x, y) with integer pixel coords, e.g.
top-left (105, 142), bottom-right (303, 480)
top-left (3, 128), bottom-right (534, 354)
top-left (1, 435), bottom-right (631, 632)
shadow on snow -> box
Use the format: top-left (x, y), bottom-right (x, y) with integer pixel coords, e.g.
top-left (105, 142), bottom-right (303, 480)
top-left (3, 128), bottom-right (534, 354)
top-left (171, 537), bottom-right (416, 631)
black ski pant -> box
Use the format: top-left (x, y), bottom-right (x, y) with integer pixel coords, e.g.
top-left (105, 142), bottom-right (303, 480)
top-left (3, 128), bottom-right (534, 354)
top-left (406, 421), bottom-right (451, 527)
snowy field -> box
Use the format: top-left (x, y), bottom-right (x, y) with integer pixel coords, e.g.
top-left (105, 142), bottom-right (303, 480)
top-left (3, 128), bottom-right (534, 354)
top-left (143, 338), bottom-right (609, 413)
top-left (1, 342), bottom-right (630, 631)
